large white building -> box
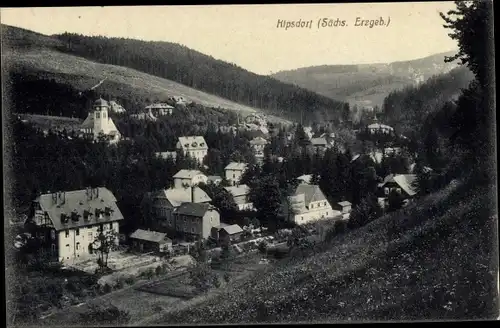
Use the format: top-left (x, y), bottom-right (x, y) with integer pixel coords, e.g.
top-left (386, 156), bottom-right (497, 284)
top-left (250, 137), bottom-right (268, 164)
top-left (286, 184), bottom-right (341, 225)
top-left (176, 136), bottom-right (208, 164)
top-left (173, 169), bottom-right (208, 189)
top-left (80, 98), bottom-right (121, 143)
top-left (224, 162), bottom-right (248, 186)
top-left (146, 103), bottom-right (174, 117)
top-left (26, 187), bottom-right (124, 263)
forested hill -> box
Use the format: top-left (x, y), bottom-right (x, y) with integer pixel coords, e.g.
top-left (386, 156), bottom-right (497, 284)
top-left (271, 51), bottom-right (460, 108)
top-left (380, 66), bottom-right (474, 137)
top-left (1, 24), bottom-right (347, 123)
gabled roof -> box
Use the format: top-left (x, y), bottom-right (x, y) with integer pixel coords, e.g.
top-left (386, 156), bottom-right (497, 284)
top-left (173, 169), bottom-right (205, 179)
top-left (174, 202), bottom-right (212, 217)
top-left (225, 162), bottom-right (248, 171)
top-left (130, 229), bottom-right (171, 243)
top-left (294, 184), bottom-right (328, 206)
top-left (155, 187), bottom-right (211, 207)
top-left (80, 113), bottom-right (94, 129)
top-left (338, 201), bottom-right (352, 207)
top-left (177, 136), bottom-right (208, 150)
top-left (224, 184), bottom-right (250, 197)
top-left (207, 175), bottom-right (222, 181)
top-left (220, 224), bottom-right (243, 235)
top-left (37, 188), bottom-right (124, 231)
top-left (379, 174), bottom-right (417, 196)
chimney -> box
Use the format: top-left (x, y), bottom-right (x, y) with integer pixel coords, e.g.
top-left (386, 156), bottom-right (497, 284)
top-left (52, 192), bottom-right (58, 205)
top-left (59, 191), bottom-right (65, 204)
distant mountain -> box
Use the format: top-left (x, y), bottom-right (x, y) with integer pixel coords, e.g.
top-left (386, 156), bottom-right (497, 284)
top-left (271, 51), bottom-right (462, 108)
top-left (1, 24), bottom-right (347, 124)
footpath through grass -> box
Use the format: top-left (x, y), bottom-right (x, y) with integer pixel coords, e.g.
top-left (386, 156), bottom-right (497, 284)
top-left (154, 179), bottom-right (498, 324)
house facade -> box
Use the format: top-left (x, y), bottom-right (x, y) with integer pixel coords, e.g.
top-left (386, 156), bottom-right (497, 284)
top-left (310, 137), bottom-right (328, 154)
top-left (173, 169), bottom-right (208, 189)
top-left (224, 184), bottom-right (254, 211)
top-left (367, 123), bottom-right (394, 135)
top-left (141, 186), bottom-right (211, 232)
top-left (224, 162), bottom-right (248, 186)
top-left (146, 103), bottom-right (174, 117)
top-left (80, 98), bottom-right (121, 144)
top-left (176, 136), bottom-right (208, 164)
top-left (173, 203), bottom-right (221, 240)
top-left (286, 184), bottom-right (340, 225)
top-left (249, 137), bottom-right (268, 164)
top-left (378, 174), bottom-right (417, 201)
top-left (26, 187), bottom-right (123, 263)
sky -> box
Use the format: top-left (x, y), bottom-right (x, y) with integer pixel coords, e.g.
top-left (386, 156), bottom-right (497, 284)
top-left (1, 3), bottom-right (459, 75)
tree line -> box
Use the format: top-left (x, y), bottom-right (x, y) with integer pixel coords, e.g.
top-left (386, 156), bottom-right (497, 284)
top-left (52, 32), bottom-right (348, 123)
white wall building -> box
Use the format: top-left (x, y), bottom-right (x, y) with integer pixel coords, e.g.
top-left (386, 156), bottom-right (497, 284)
top-left (224, 162), bottom-right (248, 186)
top-left (28, 188), bottom-right (123, 263)
top-left (176, 136), bottom-right (208, 164)
top-left (80, 98), bottom-right (121, 143)
top-left (173, 169), bottom-right (208, 189)
top-left (287, 184), bottom-right (341, 225)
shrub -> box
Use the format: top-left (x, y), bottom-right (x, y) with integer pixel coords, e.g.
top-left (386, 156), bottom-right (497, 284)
top-left (102, 284), bottom-right (112, 294)
top-left (223, 272), bottom-right (231, 283)
top-left (155, 265), bottom-right (163, 276)
top-left (115, 278), bottom-right (124, 290)
top-left (124, 277), bottom-right (135, 285)
top-left (258, 241), bottom-right (267, 254)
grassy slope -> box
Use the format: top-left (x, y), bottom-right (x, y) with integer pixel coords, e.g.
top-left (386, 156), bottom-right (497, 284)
top-left (272, 51), bottom-right (459, 107)
top-left (2, 48), bottom-right (290, 124)
top-left (156, 179), bottom-right (498, 324)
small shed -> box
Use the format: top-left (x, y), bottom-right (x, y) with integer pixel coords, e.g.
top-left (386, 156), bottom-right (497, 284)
top-left (337, 201), bottom-right (352, 214)
top-left (129, 229), bottom-right (172, 253)
top-left (212, 224), bottom-right (243, 244)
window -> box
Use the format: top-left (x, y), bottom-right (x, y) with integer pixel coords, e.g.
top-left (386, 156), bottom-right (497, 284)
top-left (76, 228), bottom-right (80, 236)
top-left (76, 242), bottom-right (80, 251)
top-left (102, 112), bottom-right (107, 119)
top-left (109, 223), bottom-right (113, 230)
top-left (311, 204), bottom-right (314, 209)
top-left (233, 174), bottom-right (236, 178)
top-left (396, 188), bottom-right (402, 193)
top-left (326, 212), bottom-right (328, 216)
top-left (51, 243), bottom-right (56, 253)
top-left (88, 231), bottom-right (93, 240)
top-left (323, 202), bottom-right (326, 206)
top-left (191, 227), bottom-right (195, 233)
top-left (65, 230), bottom-right (69, 238)
top-left (384, 187), bottom-right (389, 195)
top-left (95, 112), bottom-right (100, 119)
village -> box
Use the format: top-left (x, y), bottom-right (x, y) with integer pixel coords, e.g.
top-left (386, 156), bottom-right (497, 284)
top-left (9, 93), bottom-right (427, 324)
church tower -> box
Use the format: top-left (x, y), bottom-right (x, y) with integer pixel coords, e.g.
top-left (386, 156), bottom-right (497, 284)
top-left (93, 98), bottom-right (110, 139)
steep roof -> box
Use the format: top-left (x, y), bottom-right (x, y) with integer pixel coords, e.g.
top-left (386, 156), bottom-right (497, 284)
top-left (80, 113), bottom-right (94, 130)
top-left (225, 162), bottom-right (248, 171)
top-left (130, 229), bottom-right (171, 243)
top-left (207, 175), bottom-right (222, 181)
top-left (177, 136), bottom-right (208, 150)
top-left (220, 224), bottom-right (243, 235)
top-left (294, 184), bottom-right (328, 205)
top-left (379, 174), bottom-right (418, 196)
top-left (173, 169), bottom-right (205, 179)
top-left (224, 184), bottom-right (250, 198)
top-left (37, 187), bottom-right (124, 231)
top-left (156, 187), bottom-right (211, 207)
top-left (174, 202), bottom-right (212, 217)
